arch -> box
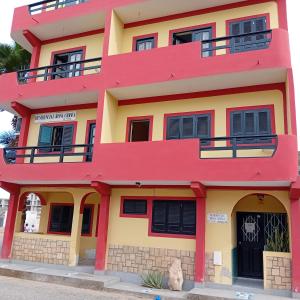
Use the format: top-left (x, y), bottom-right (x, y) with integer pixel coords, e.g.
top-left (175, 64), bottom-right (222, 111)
top-left (18, 192), bottom-right (46, 211)
top-left (80, 192), bottom-right (98, 214)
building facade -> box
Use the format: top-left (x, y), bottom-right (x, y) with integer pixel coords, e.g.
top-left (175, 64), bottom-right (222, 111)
top-left (0, 0), bottom-right (299, 295)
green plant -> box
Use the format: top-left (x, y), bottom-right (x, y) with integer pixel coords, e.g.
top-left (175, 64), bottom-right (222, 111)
top-left (141, 271), bottom-right (164, 289)
top-left (266, 227), bottom-right (289, 253)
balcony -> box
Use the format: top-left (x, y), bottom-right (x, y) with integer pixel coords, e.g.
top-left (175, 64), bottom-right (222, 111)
top-left (0, 135), bottom-right (297, 186)
top-left (106, 29), bottom-right (290, 100)
top-left (17, 57), bottom-right (102, 84)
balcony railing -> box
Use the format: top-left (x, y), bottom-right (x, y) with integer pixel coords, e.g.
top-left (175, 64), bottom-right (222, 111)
top-left (202, 30), bottom-right (272, 57)
top-left (199, 135), bottom-right (278, 159)
top-left (17, 57), bottom-right (102, 84)
top-left (28, 0), bottom-right (87, 15)
top-left (3, 144), bottom-right (93, 164)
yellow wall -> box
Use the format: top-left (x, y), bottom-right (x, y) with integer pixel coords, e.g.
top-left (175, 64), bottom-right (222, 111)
top-left (285, 76), bottom-right (292, 135)
top-left (26, 108), bottom-right (97, 163)
top-left (102, 90), bottom-right (285, 143)
top-left (109, 10), bottom-right (124, 56)
top-left (118, 2), bottom-right (278, 54)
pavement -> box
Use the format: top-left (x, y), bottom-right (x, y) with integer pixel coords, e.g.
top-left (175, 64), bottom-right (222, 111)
top-left (0, 275), bottom-right (149, 300)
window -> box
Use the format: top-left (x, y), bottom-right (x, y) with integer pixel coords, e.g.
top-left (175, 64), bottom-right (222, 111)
top-left (230, 108), bottom-right (272, 143)
top-left (128, 119), bottom-right (151, 142)
top-left (48, 204), bottom-right (74, 234)
top-left (136, 37), bottom-right (155, 51)
top-left (230, 17), bottom-right (268, 53)
top-left (86, 122), bottom-right (96, 162)
top-left (152, 200), bottom-right (196, 236)
top-left (52, 50), bottom-right (83, 79)
top-left (81, 205), bottom-right (93, 235)
top-left (38, 124), bottom-right (74, 152)
top-left (172, 27), bottom-right (212, 57)
top-left (166, 113), bottom-right (211, 143)
top-left (122, 199), bottom-right (147, 216)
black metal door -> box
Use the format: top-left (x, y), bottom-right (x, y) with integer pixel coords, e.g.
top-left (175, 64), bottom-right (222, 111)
top-left (237, 212), bottom-right (264, 279)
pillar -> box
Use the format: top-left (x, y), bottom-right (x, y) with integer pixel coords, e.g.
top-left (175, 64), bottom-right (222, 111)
top-left (68, 200), bottom-right (83, 266)
top-left (0, 182), bottom-right (20, 259)
top-left (92, 182), bottom-right (111, 271)
top-left (191, 182), bottom-right (207, 283)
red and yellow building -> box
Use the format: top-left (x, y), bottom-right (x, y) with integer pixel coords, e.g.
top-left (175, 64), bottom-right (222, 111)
top-left (0, 0), bottom-right (299, 295)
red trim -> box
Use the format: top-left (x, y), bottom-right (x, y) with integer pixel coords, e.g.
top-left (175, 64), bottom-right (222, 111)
top-left (42, 29), bottom-right (104, 45)
top-left (168, 22), bottom-right (216, 48)
top-left (226, 104), bottom-right (276, 139)
top-left (118, 83), bottom-right (286, 106)
top-left (124, 0), bottom-right (273, 29)
top-left (207, 186), bottom-right (290, 191)
top-left (277, 0), bottom-right (288, 30)
top-left (18, 192), bottom-right (46, 212)
top-left (81, 204), bottom-right (94, 237)
top-left (120, 196), bottom-right (149, 218)
top-left (287, 69), bottom-right (297, 135)
top-left (47, 203), bottom-right (74, 235)
top-left (132, 33), bottom-right (158, 52)
top-left (125, 115), bottom-right (154, 142)
top-left (102, 8), bottom-right (113, 57)
top-left (32, 103), bottom-right (97, 114)
top-left (163, 110), bottom-right (215, 141)
top-left (36, 121), bottom-right (77, 154)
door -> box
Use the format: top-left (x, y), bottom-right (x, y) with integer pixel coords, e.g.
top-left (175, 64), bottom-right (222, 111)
top-left (237, 212), bottom-right (264, 279)
top-left (193, 29), bottom-right (212, 57)
top-left (86, 123), bottom-right (96, 162)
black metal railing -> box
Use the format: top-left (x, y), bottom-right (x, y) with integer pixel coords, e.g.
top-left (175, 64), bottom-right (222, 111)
top-left (201, 30), bottom-right (272, 57)
top-left (199, 134), bottom-right (278, 159)
top-left (29, 0), bottom-right (87, 15)
top-left (17, 57), bottom-right (102, 84)
top-left (3, 144), bottom-right (93, 164)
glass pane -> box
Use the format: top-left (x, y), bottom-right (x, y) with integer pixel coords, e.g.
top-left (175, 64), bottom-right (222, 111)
top-left (232, 113), bottom-right (242, 135)
top-left (167, 118), bottom-right (180, 139)
top-left (245, 112), bottom-right (255, 134)
top-left (182, 201), bottom-right (196, 226)
top-left (182, 117), bottom-right (194, 137)
top-left (167, 202), bottom-right (180, 224)
top-left (52, 127), bottom-right (63, 146)
top-left (145, 41), bottom-right (153, 50)
top-left (258, 111), bottom-right (269, 133)
top-left (197, 116), bottom-right (209, 137)
top-left (243, 21), bottom-right (253, 43)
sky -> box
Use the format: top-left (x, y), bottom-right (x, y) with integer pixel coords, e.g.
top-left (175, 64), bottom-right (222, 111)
top-left (0, 0), bottom-right (299, 198)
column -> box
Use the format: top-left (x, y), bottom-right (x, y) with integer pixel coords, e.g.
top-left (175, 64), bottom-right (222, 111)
top-left (68, 200), bottom-right (82, 266)
top-left (1, 186), bottom-right (20, 259)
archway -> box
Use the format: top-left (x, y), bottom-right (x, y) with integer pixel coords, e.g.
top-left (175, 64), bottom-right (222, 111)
top-left (231, 193), bottom-right (289, 281)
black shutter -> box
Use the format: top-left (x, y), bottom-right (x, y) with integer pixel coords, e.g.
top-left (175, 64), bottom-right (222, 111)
top-left (167, 201), bottom-right (181, 234)
top-left (152, 201), bottom-right (167, 233)
top-left (231, 112), bottom-right (243, 136)
top-left (182, 201), bottom-right (196, 235)
top-left (230, 22), bottom-right (242, 53)
top-left (181, 116), bottom-right (194, 138)
top-left (62, 125), bottom-right (74, 151)
top-left (167, 117), bottom-right (180, 139)
top-left (123, 199), bottom-right (147, 215)
top-left (82, 206), bottom-right (92, 235)
top-left (38, 125), bottom-right (53, 153)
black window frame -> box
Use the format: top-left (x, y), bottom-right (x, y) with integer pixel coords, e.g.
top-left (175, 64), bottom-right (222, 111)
top-left (81, 204), bottom-right (94, 236)
top-left (135, 37), bottom-right (156, 52)
top-left (229, 16), bottom-right (268, 53)
top-left (48, 204), bottom-right (74, 235)
top-left (166, 113), bottom-right (212, 144)
top-left (151, 200), bottom-right (196, 236)
top-left (230, 108), bottom-right (272, 144)
top-left (38, 124), bottom-right (75, 153)
top-left (122, 199), bottom-right (148, 216)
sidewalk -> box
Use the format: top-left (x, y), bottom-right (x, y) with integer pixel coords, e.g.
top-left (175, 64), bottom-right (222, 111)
top-left (0, 260), bottom-right (294, 300)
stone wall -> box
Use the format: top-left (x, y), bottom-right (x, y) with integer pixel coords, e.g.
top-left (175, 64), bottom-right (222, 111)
top-left (107, 245), bottom-right (195, 281)
top-left (264, 251), bottom-right (291, 290)
top-left (12, 235), bottom-right (70, 265)
top-left (205, 252), bottom-right (215, 282)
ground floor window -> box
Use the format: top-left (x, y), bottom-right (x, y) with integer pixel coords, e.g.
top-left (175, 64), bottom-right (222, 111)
top-left (122, 199), bottom-right (148, 216)
top-left (48, 204), bottom-right (74, 234)
top-left (151, 200), bottom-right (196, 236)
top-left (81, 205), bottom-right (93, 236)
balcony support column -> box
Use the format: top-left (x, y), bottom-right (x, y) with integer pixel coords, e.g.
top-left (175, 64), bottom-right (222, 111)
top-left (191, 182), bottom-right (207, 284)
top-left (92, 182), bottom-right (111, 271)
top-left (0, 182), bottom-right (20, 259)
top-left (290, 182), bottom-right (300, 296)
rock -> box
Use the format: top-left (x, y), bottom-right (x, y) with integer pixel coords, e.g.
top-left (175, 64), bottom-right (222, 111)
top-left (168, 258), bottom-right (183, 291)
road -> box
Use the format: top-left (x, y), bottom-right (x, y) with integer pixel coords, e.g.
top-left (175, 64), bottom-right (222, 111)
top-left (0, 276), bottom-right (150, 300)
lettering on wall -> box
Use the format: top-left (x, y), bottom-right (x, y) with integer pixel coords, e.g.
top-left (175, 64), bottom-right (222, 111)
top-left (207, 213), bottom-right (228, 224)
top-left (34, 112), bottom-right (76, 123)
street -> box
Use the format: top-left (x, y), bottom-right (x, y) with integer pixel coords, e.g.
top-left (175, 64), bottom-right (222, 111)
top-left (0, 276), bottom-right (150, 300)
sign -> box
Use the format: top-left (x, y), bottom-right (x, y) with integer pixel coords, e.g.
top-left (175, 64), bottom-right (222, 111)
top-left (34, 111), bottom-right (76, 124)
top-left (245, 222), bottom-right (256, 233)
top-left (207, 213), bottom-right (228, 224)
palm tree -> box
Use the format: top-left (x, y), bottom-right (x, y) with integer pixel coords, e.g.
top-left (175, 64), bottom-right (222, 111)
top-left (0, 43), bottom-right (31, 73)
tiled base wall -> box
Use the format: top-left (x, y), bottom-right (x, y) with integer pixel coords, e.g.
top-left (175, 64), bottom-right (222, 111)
top-left (107, 245), bottom-right (195, 281)
top-left (12, 236), bottom-right (70, 265)
top-left (265, 254), bottom-right (291, 290)
top-left (205, 252), bottom-right (215, 282)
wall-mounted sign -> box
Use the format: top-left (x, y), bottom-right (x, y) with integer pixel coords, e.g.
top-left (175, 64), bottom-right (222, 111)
top-left (207, 213), bottom-right (228, 224)
top-left (34, 111), bottom-right (76, 124)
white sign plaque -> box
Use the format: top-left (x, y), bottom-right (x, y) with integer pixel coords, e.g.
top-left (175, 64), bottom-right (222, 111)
top-left (207, 213), bottom-right (228, 224)
top-left (34, 111), bottom-right (76, 124)
top-left (245, 223), bottom-right (256, 233)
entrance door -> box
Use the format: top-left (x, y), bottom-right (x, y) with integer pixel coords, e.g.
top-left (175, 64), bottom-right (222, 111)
top-left (237, 212), bottom-right (264, 279)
